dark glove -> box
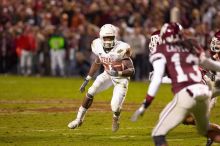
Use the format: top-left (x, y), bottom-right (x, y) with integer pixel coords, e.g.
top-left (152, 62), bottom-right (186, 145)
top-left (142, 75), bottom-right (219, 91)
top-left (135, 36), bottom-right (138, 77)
top-left (80, 79), bottom-right (89, 93)
top-left (107, 69), bottom-right (118, 76)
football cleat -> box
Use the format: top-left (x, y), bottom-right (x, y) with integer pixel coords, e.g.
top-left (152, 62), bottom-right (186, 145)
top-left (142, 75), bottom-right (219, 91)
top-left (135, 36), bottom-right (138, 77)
top-left (68, 119), bottom-right (83, 129)
top-left (112, 116), bottom-right (120, 132)
top-left (130, 104), bottom-right (145, 122)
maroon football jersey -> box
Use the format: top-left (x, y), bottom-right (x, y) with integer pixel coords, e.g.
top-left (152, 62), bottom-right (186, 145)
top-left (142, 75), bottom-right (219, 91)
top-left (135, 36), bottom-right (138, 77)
top-left (151, 43), bottom-right (202, 94)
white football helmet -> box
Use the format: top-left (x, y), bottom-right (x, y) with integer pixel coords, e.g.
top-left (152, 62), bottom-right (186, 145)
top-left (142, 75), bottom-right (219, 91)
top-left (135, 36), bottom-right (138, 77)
top-left (99, 24), bottom-right (117, 50)
top-left (210, 30), bottom-right (220, 53)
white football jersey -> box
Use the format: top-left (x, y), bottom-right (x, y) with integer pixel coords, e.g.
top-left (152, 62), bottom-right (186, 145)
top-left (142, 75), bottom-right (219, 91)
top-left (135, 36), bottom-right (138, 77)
top-left (91, 38), bottom-right (131, 71)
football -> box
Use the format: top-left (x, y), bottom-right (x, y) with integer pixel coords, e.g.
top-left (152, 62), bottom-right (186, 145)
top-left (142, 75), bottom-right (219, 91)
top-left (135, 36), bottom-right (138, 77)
top-left (111, 61), bottom-right (125, 71)
top-left (111, 58), bottom-right (132, 71)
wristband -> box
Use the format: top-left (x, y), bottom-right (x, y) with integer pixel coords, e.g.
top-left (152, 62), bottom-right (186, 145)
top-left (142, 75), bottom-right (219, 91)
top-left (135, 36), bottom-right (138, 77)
top-left (146, 94), bottom-right (154, 102)
top-left (86, 75), bottom-right (92, 80)
top-left (143, 94), bottom-right (154, 108)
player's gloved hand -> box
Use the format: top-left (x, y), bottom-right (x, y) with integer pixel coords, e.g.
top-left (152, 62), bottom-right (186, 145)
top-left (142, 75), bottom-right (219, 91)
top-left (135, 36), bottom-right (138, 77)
top-left (79, 76), bottom-right (91, 93)
top-left (131, 94), bottom-right (154, 122)
top-left (106, 69), bottom-right (119, 76)
top-left (130, 104), bottom-right (146, 122)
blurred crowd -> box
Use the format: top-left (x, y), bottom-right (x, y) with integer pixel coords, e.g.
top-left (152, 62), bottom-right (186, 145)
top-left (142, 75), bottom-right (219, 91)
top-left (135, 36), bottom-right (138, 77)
top-left (0, 0), bottom-right (220, 80)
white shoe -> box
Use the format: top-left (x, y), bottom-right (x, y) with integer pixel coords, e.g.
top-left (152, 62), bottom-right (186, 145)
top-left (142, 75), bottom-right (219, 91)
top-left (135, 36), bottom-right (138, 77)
top-left (68, 119), bottom-right (83, 129)
top-left (112, 116), bottom-right (120, 132)
top-left (131, 105), bottom-right (145, 122)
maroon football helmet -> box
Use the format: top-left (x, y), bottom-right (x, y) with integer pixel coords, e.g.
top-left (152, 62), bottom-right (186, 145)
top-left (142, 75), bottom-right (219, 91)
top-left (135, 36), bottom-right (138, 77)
top-left (160, 22), bottom-right (183, 43)
top-left (210, 30), bottom-right (220, 53)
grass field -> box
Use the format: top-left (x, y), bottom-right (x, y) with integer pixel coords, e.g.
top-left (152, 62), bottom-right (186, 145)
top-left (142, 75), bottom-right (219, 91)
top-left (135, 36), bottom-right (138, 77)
top-left (0, 75), bottom-right (219, 146)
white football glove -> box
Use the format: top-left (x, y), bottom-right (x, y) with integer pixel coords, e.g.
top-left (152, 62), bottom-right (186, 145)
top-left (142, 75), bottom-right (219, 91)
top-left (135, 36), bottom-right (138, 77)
top-left (130, 104), bottom-right (146, 122)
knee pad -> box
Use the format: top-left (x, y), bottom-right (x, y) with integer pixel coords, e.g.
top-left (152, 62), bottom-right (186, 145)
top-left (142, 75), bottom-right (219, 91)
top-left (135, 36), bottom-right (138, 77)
top-left (82, 93), bottom-right (94, 109)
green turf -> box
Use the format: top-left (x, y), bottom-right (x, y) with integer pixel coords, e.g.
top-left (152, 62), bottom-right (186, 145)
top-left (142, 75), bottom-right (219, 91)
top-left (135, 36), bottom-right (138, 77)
top-left (0, 75), bottom-right (219, 146)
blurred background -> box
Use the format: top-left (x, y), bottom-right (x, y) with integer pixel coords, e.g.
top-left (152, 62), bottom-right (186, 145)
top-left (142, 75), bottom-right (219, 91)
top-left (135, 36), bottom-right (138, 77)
top-left (0, 0), bottom-right (219, 81)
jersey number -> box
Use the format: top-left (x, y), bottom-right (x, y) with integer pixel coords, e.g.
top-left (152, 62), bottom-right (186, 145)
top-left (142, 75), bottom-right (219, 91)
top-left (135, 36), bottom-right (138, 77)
top-left (171, 53), bottom-right (201, 83)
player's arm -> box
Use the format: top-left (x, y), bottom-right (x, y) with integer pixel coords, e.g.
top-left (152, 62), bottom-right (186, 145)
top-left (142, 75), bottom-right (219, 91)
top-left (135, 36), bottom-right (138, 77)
top-left (200, 53), bottom-right (220, 72)
top-left (79, 56), bottom-right (101, 93)
top-left (87, 56), bottom-right (101, 77)
top-left (145, 56), bottom-right (166, 105)
top-left (131, 56), bottom-right (165, 122)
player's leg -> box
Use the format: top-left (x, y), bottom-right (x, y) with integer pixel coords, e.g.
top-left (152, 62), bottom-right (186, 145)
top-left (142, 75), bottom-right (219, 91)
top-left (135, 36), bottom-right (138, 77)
top-left (20, 50), bottom-right (26, 75)
top-left (68, 72), bottom-right (113, 129)
top-left (111, 78), bottom-right (129, 132)
top-left (182, 97), bottom-right (218, 126)
top-left (191, 97), bottom-right (209, 136)
top-left (50, 50), bottom-right (57, 76)
top-left (193, 100), bottom-right (220, 144)
top-left (188, 84), bottom-right (220, 144)
top-left (26, 51), bottom-right (33, 76)
top-left (57, 50), bottom-right (65, 76)
top-left (190, 97), bottom-right (217, 146)
top-left (152, 89), bottom-right (195, 146)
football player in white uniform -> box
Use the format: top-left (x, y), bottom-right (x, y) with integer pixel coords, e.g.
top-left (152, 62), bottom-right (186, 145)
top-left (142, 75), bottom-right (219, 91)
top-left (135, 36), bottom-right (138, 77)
top-left (68, 24), bottom-right (135, 132)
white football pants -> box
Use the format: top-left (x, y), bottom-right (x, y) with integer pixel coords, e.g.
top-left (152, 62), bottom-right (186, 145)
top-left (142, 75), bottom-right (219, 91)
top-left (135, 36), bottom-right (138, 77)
top-left (88, 71), bottom-right (129, 113)
top-left (152, 84), bottom-right (211, 137)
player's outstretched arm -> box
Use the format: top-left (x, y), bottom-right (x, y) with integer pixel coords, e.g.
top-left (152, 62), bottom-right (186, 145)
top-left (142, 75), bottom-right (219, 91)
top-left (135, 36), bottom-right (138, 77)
top-left (131, 58), bottom-right (165, 122)
top-left (200, 54), bottom-right (220, 72)
top-left (79, 57), bottom-right (101, 93)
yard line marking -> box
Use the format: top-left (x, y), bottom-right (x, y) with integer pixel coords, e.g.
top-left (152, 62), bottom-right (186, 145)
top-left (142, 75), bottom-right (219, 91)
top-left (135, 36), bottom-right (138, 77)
top-left (15, 128), bottom-right (73, 133)
top-left (110, 135), bottom-right (150, 139)
top-left (0, 127), bottom-right (7, 129)
top-left (104, 127), bottom-right (152, 130)
top-left (167, 139), bottom-right (184, 141)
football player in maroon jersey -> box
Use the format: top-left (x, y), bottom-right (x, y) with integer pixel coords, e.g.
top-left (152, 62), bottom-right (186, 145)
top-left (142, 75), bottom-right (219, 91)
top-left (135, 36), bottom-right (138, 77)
top-left (137, 23), bottom-right (220, 146)
top-left (131, 29), bottom-right (220, 146)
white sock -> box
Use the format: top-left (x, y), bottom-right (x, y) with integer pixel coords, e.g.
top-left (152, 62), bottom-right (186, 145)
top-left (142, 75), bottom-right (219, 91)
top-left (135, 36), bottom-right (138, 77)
top-left (76, 106), bottom-right (87, 121)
